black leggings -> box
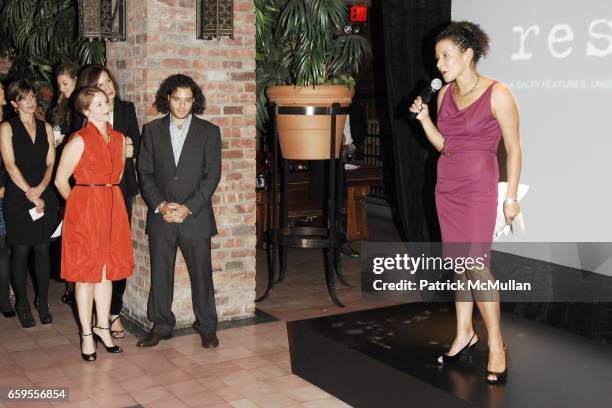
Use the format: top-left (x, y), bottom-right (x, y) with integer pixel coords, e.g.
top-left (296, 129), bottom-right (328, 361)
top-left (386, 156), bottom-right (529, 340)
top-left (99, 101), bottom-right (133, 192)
top-left (110, 195), bottom-right (133, 315)
top-left (0, 235), bottom-right (11, 311)
top-left (11, 243), bottom-right (50, 310)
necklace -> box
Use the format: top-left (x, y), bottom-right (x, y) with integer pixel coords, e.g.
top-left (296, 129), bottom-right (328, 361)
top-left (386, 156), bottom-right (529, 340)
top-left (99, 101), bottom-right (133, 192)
top-left (454, 74), bottom-right (480, 97)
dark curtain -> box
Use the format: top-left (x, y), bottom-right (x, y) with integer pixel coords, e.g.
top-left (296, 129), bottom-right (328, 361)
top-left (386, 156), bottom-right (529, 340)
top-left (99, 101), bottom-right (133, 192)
top-left (379, 0), bottom-right (451, 242)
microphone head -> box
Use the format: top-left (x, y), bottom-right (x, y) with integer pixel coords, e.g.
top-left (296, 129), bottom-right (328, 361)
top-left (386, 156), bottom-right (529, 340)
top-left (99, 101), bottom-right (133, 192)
top-left (431, 78), bottom-right (443, 91)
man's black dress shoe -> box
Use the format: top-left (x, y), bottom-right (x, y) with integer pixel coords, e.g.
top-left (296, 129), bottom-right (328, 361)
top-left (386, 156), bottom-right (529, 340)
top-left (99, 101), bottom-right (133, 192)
top-left (136, 331), bottom-right (171, 347)
top-left (201, 333), bottom-right (219, 348)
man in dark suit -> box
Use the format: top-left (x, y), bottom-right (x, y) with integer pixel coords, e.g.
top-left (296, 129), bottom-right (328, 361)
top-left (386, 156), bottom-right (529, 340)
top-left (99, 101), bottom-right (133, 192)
top-left (136, 74), bottom-right (221, 348)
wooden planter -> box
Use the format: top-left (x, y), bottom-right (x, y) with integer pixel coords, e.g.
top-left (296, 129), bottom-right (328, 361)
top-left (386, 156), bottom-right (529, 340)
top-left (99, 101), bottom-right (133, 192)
top-left (266, 85), bottom-right (354, 160)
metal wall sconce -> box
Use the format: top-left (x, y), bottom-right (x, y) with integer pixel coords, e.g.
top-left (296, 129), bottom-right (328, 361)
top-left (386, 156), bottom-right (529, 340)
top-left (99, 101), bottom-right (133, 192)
top-left (78, 0), bottom-right (126, 41)
top-left (196, 0), bottom-right (234, 40)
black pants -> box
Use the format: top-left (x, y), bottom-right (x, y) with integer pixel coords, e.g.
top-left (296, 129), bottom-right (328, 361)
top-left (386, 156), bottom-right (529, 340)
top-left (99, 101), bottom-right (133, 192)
top-left (147, 227), bottom-right (217, 336)
top-left (110, 195), bottom-right (132, 315)
top-left (0, 235), bottom-right (12, 311)
top-left (11, 242), bottom-right (50, 310)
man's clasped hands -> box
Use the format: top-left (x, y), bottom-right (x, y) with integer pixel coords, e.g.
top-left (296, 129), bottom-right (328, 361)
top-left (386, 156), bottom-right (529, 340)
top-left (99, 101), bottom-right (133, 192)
top-left (159, 202), bottom-right (191, 223)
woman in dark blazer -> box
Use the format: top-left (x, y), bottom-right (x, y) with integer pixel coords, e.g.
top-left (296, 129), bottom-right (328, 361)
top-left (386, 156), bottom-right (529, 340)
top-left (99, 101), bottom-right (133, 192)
top-left (76, 65), bottom-right (140, 338)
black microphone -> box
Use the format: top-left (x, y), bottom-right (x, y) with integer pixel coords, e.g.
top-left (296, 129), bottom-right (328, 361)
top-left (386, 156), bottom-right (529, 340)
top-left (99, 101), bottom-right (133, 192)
top-left (409, 78), bottom-right (443, 119)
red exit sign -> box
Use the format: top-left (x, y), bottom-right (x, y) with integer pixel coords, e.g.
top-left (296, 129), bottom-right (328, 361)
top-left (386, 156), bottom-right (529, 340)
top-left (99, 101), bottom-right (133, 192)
top-left (350, 5), bottom-right (368, 23)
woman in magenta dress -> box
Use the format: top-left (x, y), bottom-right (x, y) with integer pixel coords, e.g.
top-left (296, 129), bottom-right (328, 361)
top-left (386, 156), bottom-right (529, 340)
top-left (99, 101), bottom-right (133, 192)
top-left (410, 21), bottom-right (522, 384)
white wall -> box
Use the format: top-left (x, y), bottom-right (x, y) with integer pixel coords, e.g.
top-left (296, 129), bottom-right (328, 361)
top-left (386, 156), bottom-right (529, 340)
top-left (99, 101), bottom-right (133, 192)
top-left (451, 1), bottom-right (612, 273)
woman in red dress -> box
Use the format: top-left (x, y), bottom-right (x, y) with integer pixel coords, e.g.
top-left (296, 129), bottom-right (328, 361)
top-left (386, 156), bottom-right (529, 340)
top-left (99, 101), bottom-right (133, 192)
top-left (55, 87), bottom-right (134, 361)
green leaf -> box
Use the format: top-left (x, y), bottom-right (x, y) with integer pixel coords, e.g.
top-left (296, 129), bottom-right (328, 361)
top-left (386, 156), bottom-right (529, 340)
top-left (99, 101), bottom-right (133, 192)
top-left (1, 0), bottom-right (106, 84)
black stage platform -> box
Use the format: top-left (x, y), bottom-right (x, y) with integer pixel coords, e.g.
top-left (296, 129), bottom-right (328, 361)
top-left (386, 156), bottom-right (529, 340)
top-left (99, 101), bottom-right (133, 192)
top-left (288, 303), bottom-right (612, 408)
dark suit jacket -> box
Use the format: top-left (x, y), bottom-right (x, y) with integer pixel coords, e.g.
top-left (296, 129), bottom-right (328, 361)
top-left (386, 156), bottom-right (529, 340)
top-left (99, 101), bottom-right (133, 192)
top-left (137, 115), bottom-right (221, 239)
top-left (113, 100), bottom-right (141, 197)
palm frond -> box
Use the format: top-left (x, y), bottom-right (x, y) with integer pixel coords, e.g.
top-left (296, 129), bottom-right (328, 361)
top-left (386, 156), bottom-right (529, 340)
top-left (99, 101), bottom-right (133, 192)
top-left (0, 0), bottom-right (106, 84)
top-left (327, 34), bottom-right (372, 78)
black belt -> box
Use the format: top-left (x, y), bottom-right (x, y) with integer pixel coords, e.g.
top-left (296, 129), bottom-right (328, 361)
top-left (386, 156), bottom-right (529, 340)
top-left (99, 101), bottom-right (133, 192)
top-left (75, 184), bottom-right (119, 187)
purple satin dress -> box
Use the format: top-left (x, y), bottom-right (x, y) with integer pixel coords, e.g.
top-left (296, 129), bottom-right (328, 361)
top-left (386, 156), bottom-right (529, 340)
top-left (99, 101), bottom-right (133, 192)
top-left (436, 82), bottom-right (502, 249)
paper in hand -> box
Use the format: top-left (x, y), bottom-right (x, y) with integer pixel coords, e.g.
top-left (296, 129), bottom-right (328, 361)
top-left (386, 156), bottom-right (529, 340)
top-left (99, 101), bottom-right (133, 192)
top-left (494, 182), bottom-right (529, 240)
top-left (29, 207), bottom-right (44, 221)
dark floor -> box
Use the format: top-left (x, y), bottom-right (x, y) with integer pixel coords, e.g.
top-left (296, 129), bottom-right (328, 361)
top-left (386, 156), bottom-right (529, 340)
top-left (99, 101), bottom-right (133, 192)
top-left (290, 302), bottom-right (612, 408)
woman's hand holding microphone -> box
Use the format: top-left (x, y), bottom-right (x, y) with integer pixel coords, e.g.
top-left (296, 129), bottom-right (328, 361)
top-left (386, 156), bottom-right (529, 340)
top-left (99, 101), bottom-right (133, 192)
top-left (409, 96), bottom-right (431, 122)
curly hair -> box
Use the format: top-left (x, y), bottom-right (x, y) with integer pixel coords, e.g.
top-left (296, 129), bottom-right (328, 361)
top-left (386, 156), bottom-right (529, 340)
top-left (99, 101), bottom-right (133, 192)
top-left (153, 74), bottom-right (205, 115)
top-left (436, 21), bottom-right (490, 64)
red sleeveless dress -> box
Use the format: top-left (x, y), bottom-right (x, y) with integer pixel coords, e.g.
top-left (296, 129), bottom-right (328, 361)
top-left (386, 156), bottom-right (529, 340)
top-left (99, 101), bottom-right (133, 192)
top-left (61, 122), bottom-right (134, 283)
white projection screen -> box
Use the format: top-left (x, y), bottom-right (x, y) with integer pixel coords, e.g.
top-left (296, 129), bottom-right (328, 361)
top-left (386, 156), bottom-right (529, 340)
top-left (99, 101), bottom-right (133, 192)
top-left (450, 1), bottom-right (612, 273)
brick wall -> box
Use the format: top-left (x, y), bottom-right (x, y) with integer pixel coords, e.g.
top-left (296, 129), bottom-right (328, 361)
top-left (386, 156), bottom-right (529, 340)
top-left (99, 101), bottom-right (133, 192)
top-left (106, 0), bottom-right (256, 329)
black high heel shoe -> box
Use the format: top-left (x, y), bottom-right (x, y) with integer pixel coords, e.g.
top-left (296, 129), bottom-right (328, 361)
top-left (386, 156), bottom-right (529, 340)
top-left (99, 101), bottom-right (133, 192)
top-left (486, 346), bottom-right (508, 385)
top-left (80, 332), bottom-right (97, 362)
top-left (437, 332), bottom-right (478, 364)
top-left (61, 292), bottom-right (74, 305)
top-left (92, 326), bottom-right (123, 353)
top-left (110, 315), bottom-right (125, 338)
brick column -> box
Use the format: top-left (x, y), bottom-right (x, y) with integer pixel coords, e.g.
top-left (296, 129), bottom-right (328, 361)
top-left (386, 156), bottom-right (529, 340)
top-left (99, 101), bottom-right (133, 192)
top-left (106, 0), bottom-right (256, 329)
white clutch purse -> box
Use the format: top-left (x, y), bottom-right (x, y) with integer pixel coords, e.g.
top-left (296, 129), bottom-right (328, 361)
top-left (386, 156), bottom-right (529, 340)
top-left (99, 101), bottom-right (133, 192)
top-left (494, 182), bottom-right (529, 240)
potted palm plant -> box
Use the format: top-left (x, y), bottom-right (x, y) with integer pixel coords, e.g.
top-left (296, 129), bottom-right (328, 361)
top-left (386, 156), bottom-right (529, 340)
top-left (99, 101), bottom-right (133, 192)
top-left (256, 0), bottom-right (371, 160)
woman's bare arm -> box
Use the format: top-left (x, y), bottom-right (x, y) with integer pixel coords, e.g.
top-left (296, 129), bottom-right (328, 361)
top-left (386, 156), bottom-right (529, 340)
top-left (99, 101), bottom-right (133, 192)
top-left (54, 135), bottom-right (84, 200)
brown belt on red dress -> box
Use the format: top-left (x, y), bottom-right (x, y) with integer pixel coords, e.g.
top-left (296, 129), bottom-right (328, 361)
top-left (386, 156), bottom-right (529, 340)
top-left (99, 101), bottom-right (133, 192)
top-left (75, 184), bottom-right (119, 187)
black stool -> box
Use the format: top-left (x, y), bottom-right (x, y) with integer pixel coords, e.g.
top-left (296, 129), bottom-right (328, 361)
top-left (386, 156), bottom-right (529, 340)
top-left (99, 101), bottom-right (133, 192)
top-left (257, 104), bottom-right (351, 307)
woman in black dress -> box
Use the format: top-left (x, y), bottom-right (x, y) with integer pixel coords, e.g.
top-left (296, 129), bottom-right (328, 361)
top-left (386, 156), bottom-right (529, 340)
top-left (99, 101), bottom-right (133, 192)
top-left (0, 80), bottom-right (59, 328)
top-left (77, 65), bottom-right (140, 338)
top-left (51, 62), bottom-right (80, 305)
top-left (0, 81), bottom-right (15, 318)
